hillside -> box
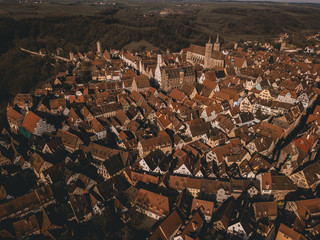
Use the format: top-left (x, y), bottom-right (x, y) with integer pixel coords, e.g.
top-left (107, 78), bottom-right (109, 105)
top-left (0, 1), bottom-right (320, 127)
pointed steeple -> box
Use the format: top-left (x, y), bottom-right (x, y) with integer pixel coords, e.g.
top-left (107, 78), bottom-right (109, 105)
top-left (208, 37), bottom-right (211, 44)
top-left (214, 34), bottom-right (220, 51)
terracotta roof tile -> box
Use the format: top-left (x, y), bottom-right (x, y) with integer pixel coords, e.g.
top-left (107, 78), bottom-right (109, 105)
top-left (22, 111), bottom-right (41, 134)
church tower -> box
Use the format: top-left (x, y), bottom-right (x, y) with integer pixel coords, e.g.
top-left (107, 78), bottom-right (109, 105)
top-left (97, 40), bottom-right (102, 53)
top-left (155, 54), bottom-right (162, 86)
top-left (204, 37), bottom-right (213, 69)
top-left (214, 34), bottom-right (220, 51)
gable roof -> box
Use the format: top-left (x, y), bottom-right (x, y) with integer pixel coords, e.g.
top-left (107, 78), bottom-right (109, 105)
top-left (7, 106), bottom-right (23, 122)
top-left (180, 83), bottom-right (196, 97)
top-left (191, 198), bottom-right (214, 217)
top-left (188, 44), bottom-right (205, 56)
top-left (135, 188), bottom-right (170, 216)
top-left (212, 196), bottom-right (235, 229)
top-left (133, 74), bottom-right (150, 89)
top-left (22, 111), bottom-right (41, 134)
top-left (294, 198), bottom-right (320, 220)
top-left (149, 210), bottom-right (183, 240)
top-left (276, 223), bottom-right (307, 240)
top-left (179, 211), bottom-right (204, 239)
top-left (253, 201), bottom-right (277, 219)
top-left (102, 153), bottom-right (125, 176)
top-left (169, 88), bottom-right (187, 102)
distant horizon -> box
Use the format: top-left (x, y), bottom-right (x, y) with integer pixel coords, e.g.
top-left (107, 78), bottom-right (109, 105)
top-left (214, 0), bottom-right (320, 3)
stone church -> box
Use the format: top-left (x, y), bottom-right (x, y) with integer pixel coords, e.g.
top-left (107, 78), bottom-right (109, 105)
top-left (186, 35), bottom-right (225, 69)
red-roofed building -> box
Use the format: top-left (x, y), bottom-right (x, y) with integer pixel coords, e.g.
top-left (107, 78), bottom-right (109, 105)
top-left (14, 93), bottom-right (33, 109)
top-left (294, 133), bottom-right (318, 154)
top-left (135, 188), bottom-right (170, 220)
top-left (89, 118), bottom-right (107, 140)
top-left (56, 129), bottom-right (83, 153)
top-left (22, 111), bottom-right (55, 137)
top-left (132, 74), bottom-right (150, 92)
top-left (260, 172), bottom-right (272, 196)
top-left (191, 198), bottom-right (214, 222)
top-left (7, 106), bottom-right (24, 133)
top-left (276, 223), bottom-right (307, 240)
top-left (149, 210), bottom-right (183, 240)
top-left (174, 211), bottom-right (204, 240)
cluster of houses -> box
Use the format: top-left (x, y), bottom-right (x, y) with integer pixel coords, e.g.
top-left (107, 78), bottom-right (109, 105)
top-left (1, 37), bottom-right (320, 240)
top-left (305, 32), bottom-right (320, 55)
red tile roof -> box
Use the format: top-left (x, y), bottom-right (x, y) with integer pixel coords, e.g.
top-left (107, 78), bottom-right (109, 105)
top-left (22, 111), bottom-right (41, 134)
top-left (7, 106), bottom-right (23, 122)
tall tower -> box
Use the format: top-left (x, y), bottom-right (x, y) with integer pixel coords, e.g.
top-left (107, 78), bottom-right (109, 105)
top-left (234, 42), bottom-right (238, 51)
top-left (97, 40), bottom-right (102, 53)
top-left (157, 54), bottom-right (162, 67)
top-left (204, 37), bottom-right (213, 69)
top-left (214, 34), bottom-right (220, 51)
top-left (155, 54), bottom-right (162, 86)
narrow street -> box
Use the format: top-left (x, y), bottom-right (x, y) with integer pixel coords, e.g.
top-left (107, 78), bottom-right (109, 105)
top-left (273, 96), bottom-right (320, 163)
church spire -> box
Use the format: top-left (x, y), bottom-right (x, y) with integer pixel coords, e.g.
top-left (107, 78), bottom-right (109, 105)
top-left (208, 37), bottom-right (211, 44)
top-left (214, 34), bottom-right (220, 51)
